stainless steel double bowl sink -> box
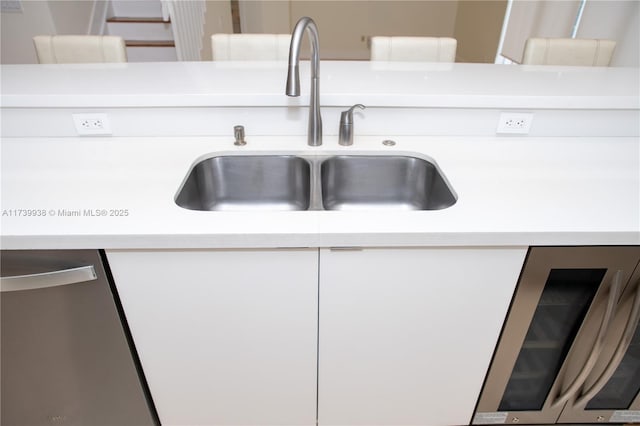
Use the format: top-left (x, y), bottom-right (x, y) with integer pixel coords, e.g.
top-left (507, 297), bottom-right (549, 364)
top-left (175, 154), bottom-right (457, 211)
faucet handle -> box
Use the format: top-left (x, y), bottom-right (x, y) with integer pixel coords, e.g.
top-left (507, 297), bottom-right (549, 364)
top-left (340, 104), bottom-right (366, 125)
top-left (339, 104), bottom-right (366, 146)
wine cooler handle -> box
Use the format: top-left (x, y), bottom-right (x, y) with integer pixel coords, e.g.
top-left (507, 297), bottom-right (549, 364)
top-left (550, 270), bottom-right (623, 409)
top-left (0, 265), bottom-right (97, 292)
top-left (573, 277), bottom-right (640, 407)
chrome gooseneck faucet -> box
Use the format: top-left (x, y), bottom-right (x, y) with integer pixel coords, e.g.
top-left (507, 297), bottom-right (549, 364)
top-left (286, 17), bottom-right (322, 147)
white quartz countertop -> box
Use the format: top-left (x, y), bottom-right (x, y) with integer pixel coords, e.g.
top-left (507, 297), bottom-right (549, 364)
top-left (2, 61), bottom-right (638, 249)
top-left (2, 61), bottom-right (639, 109)
top-left (2, 135), bottom-right (638, 249)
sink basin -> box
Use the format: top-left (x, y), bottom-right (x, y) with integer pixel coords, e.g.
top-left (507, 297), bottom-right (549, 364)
top-left (176, 153), bottom-right (456, 212)
top-left (175, 155), bottom-right (311, 211)
top-left (320, 155), bottom-right (456, 210)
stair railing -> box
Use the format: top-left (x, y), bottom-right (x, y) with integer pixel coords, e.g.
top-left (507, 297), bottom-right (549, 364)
top-left (161, 0), bottom-right (206, 61)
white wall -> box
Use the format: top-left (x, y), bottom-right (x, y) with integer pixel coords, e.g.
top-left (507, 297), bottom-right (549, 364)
top-left (48, 0), bottom-right (94, 35)
top-left (239, 0), bottom-right (289, 34)
top-left (238, 0), bottom-right (459, 60)
top-left (1, 0), bottom-right (98, 64)
top-left (1, 1), bottom-right (55, 64)
top-left (201, 0), bottom-right (233, 61)
top-left (577, 0), bottom-right (639, 67)
top-left (453, 0), bottom-right (507, 63)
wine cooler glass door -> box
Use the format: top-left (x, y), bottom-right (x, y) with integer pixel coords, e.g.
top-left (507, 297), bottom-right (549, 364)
top-left (557, 264), bottom-right (640, 424)
top-left (473, 246), bottom-right (640, 425)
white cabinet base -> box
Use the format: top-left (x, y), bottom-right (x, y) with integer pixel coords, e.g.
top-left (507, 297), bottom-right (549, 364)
top-left (107, 246), bottom-right (527, 426)
top-left (318, 247), bottom-right (527, 426)
top-left (106, 249), bottom-right (318, 426)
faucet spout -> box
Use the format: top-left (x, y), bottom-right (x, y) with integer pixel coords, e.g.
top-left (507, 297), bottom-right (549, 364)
top-left (286, 17), bottom-right (322, 146)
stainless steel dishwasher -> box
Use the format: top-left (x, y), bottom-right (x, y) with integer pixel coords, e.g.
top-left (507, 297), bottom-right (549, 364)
top-left (1, 250), bottom-right (158, 426)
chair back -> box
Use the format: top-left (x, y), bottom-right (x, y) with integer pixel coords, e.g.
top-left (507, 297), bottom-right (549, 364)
top-left (522, 38), bottom-right (616, 66)
top-left (33, 35), bottom-right (127, 64)
top-left (370, 36), bottom-right (457, 62)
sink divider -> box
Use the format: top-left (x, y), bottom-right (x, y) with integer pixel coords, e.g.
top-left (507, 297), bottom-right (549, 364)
top-left (307, 155), bottom-right (329, 211)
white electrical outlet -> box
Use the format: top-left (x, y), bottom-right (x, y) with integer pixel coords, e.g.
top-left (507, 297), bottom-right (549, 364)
top-left (72, 113), bottom-right (112, 135)
top-left (496, 112), bottom-right (534, 134)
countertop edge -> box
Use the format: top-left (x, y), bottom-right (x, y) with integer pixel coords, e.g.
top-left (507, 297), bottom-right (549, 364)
top-left (2, 232), bottom-right (638, 250)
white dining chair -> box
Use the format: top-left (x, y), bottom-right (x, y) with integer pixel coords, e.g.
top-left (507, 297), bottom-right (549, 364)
top-left (370, 36), bottom-right (457, 62)
top-left (33, 35), bottom-right (127, 64)
top-left (211, 34), bottom-right (291, 61)
top-left (522, 38), bottom-right (616, 66)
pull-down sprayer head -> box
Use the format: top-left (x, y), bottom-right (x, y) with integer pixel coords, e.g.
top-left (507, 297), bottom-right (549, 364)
top-left (285, 16), bottom-right (322, 146)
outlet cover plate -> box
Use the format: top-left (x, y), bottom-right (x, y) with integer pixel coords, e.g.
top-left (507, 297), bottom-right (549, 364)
top-left (72, 113), bottom-right (112, 135)
top-left (496, 112), bottom-right (534, 135)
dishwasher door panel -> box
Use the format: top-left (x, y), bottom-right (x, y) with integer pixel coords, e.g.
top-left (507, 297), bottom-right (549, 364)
top-left (1, 250), bottom-right (156, 426)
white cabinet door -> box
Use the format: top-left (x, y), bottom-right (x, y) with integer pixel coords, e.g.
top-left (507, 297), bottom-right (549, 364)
top-left (106, 249), bottom-right (318, 426)
top-left (318, 247), bottom-right (527, 426)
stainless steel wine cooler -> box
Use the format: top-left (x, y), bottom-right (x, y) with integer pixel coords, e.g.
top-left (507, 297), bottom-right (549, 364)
top-left (474, 246), bottom-right (640, 425)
